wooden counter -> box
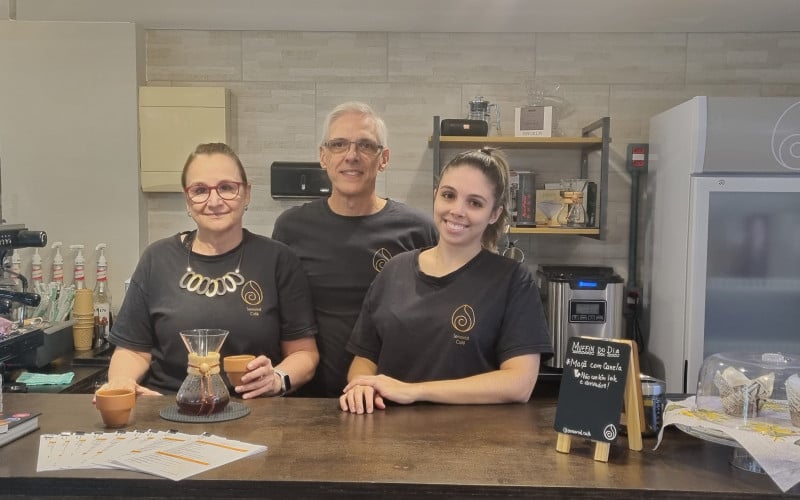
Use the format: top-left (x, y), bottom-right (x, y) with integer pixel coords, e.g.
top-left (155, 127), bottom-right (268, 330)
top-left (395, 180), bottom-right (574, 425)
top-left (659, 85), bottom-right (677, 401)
top-left (1, 393), bottom-right (798, 499)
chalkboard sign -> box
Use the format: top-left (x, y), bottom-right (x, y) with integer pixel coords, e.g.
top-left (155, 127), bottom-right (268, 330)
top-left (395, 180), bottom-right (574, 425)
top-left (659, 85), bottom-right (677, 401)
top-left (554, 337), bottom-right (632, 443)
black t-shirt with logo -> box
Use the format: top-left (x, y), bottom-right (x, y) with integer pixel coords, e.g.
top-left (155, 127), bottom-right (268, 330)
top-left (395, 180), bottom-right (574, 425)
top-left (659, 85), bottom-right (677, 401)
top-left (272, 198), bottom-right (437, 397)
top-left (347, 249), bottom-right (553, 382)
top-left (110, 230), bottom-right (317, 393)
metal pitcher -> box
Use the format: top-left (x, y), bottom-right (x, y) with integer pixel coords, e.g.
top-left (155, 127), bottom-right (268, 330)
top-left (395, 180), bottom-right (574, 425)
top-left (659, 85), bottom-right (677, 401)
top-left (467, 96), bottom-right (501, 135)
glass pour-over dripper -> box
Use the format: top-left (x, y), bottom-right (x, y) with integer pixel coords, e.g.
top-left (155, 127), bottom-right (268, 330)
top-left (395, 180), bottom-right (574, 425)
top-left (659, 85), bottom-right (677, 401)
top-left (176, 329), bottom-right (230, 416)
top-left (559, 179), bottom-right (588, 227)
top-left (536, 201), bottom-right (562, 227)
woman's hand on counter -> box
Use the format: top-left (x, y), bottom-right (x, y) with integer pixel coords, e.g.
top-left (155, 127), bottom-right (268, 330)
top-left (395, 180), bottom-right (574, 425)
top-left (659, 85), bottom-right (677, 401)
top-left (340, 381), bottom-right (387, 414)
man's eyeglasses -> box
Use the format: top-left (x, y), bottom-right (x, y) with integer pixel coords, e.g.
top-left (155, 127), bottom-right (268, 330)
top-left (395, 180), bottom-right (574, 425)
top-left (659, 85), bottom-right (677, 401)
top-left (184, 181), bottom-right (244, 203)
top-left (324, 139), bottom-right (384, 156)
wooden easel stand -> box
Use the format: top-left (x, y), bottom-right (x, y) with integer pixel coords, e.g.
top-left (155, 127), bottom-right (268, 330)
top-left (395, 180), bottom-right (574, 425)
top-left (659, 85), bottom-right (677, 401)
top-left (555, 339), bottom-right (644, 462)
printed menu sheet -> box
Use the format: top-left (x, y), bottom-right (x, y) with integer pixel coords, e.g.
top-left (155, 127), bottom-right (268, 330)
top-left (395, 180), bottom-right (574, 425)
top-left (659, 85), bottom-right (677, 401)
top-left (37, 430), bottom-right (266, 481)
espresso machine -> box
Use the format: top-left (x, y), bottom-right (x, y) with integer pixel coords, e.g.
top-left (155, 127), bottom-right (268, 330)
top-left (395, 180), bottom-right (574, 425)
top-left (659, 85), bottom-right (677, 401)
top-left (0, 224), bottom-right (47, 375)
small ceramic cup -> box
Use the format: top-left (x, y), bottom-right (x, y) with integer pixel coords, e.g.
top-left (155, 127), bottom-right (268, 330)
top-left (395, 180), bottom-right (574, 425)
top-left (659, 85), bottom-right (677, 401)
top-left (95, 388), bottom-right (136, 428)
top-left (223, 354), bottom-right (256, 387)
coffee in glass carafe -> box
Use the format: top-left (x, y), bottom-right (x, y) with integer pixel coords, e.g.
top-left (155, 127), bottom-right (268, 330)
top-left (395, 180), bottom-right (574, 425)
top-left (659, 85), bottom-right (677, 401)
top-left (176, 329), bottom-right (230, 416)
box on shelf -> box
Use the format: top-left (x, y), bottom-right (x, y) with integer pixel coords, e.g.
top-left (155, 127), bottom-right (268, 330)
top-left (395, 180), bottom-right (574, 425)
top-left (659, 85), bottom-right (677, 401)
top-left (509, 170), bottom-right (520, 221)
top-left (585, 182), bottom-right (597, 227)
top-left (515, 171), bottom-right (537, 227)
top-left (514, 106), bottom-right (553, 137)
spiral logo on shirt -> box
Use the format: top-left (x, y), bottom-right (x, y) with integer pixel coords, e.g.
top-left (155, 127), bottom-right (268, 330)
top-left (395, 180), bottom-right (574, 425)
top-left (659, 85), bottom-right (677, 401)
top-left (451, 304), bottom-right (476, 333)
top-left (372, 248), bottom-right (392, 272)
top-left (241, 280), bottom-right (263, 306)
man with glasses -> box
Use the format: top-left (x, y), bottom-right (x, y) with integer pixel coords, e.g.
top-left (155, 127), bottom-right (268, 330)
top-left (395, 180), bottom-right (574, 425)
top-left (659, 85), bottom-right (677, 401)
top-left (273, 101), bottom-right (437, 398)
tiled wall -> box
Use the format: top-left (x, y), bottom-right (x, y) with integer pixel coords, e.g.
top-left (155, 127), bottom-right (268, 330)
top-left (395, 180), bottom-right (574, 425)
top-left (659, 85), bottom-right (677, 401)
top-left (144, 30), bottom-right (800, 283)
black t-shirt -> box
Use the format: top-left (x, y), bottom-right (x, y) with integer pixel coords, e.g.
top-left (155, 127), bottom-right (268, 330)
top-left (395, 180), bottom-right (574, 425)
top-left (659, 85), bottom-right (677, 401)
top-left (110, 230), bottom-right (317, 393)
top-left (272, 198), bottom-right (437, 396)
top-left (347, 249), bottom-right (553, 382)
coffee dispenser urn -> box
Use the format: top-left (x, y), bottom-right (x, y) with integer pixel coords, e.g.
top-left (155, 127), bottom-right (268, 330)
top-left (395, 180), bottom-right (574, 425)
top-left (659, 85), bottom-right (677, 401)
top-left (537, 265), bottom-right (624, 369)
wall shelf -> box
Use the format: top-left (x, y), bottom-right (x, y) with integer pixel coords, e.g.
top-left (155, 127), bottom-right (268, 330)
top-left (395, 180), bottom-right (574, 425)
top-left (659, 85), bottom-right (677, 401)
top-left (509, 226), bottom-right (601, 235)
top-left (430, 116), bottom-right (611, 240)
top-left (430, 135), bottom-right (603, 149)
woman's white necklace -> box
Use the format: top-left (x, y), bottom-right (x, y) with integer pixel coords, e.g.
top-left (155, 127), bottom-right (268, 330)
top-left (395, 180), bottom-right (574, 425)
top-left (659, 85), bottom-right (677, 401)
top-left (178, 231), bottom-right (245, 298)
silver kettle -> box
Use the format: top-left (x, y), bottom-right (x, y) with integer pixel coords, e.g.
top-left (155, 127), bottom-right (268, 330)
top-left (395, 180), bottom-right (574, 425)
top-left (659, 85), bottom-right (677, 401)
top-left (467, 96), bottom-right (501, 135)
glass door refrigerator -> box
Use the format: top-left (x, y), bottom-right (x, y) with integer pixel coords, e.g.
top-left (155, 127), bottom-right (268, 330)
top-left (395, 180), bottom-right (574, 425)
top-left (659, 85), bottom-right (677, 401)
top-left (643, 96), bottom-right (800, 393)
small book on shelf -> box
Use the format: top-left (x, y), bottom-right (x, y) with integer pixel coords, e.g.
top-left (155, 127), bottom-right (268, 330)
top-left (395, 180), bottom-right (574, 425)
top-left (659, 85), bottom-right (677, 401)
top-left (0, 411), bottom-right (41, 448)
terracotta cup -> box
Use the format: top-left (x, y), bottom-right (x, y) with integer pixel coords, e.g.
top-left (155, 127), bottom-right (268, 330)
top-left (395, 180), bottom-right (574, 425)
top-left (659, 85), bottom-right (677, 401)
top-left (223, 354), bottom-right (255, 387)
top-left (95, 388), bottom-right (136, 428)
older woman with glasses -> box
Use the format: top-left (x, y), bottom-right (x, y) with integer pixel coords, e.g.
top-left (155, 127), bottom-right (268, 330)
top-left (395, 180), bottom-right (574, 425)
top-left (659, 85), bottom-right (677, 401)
top-left (105, 143), bottom-right (319, 399)
top-left (272, 101), bottom-right (437, 398)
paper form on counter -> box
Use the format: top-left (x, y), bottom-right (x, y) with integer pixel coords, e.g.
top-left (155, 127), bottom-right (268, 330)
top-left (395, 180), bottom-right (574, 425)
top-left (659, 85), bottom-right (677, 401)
top-left (37, 430), bottom-right (266, 480)
top-left (37, 430), bottom-right (193, 472)
top-left (80, 430), bottom-right (191, 470)
top-left (112, 434), bottom-right (266, 481)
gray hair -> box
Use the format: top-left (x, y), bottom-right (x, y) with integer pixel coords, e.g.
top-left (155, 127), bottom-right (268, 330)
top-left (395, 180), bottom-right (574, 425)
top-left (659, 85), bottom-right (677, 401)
top-left (320, 101), bottom-right (389, 149)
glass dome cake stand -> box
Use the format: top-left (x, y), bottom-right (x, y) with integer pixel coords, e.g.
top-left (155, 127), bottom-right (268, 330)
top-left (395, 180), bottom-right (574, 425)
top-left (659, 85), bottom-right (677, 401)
top-left (675, 423), bottom-right (763, 473)
top-left (677, 351), bottom-right (800, 473)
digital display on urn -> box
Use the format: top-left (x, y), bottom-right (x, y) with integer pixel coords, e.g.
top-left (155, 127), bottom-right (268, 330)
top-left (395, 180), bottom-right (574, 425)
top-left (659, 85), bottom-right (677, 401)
top-left (574, 302), bottom-right (600, 315)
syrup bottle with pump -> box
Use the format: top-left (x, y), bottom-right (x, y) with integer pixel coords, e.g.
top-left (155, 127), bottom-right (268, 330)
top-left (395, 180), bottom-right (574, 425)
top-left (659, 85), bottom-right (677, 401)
top-left (70, 245), bottom-right (86, 289)
top-left (93, 244), bottom-right (112, 347)
top-left (50, 242), bottom-right (64, 286)
top-left (31, 248), bottom-right (44, 285)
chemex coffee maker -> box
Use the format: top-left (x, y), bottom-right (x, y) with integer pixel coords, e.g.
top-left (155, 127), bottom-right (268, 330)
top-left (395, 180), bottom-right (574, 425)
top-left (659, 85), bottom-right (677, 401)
top-left (557, 179), bottom-right (587, 228)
